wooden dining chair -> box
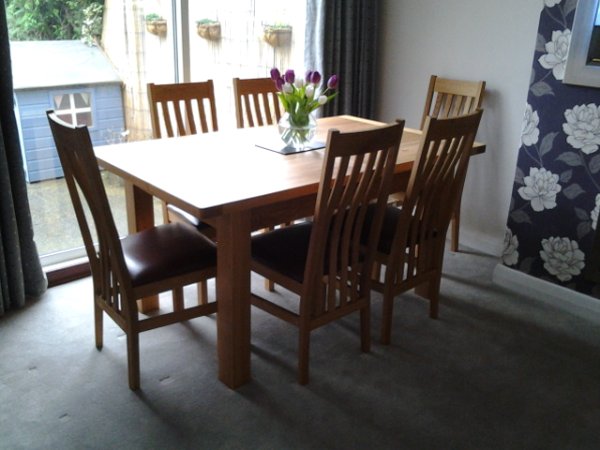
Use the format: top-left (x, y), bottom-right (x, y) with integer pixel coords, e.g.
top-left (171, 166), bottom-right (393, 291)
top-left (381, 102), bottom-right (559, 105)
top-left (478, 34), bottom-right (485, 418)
top-left (147, 80), bottom-right (219, 138)
top-left (147, 80), bottom-right (219, 302)
top-left (47, 110), bottom-right (218, 390)
top-left (232, 76), bottom-right (285, 292)
top-left (420, 75), bottom-right (485, 253)
top-left (250, 120), bottom-right (405, 384)
top-left (232, 77), bottom-right (283, 129)
top-left (370, 110), bottom-right (483, 345)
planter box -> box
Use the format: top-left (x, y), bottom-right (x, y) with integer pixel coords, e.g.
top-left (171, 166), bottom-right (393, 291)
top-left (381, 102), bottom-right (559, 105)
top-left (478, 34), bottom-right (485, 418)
top-left (146, 20), bottom-right (167, 36)
top-left (197, 23), bottom-right (221, 40)
top-left (263, 27), bottom-right (292, 47)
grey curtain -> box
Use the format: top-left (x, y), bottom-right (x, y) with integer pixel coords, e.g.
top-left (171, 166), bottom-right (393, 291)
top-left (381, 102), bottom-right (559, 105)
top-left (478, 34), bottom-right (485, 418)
top-left (306, 0), bottom-right (380, 119)
top-left (0, 0), bottom-right (47, 316)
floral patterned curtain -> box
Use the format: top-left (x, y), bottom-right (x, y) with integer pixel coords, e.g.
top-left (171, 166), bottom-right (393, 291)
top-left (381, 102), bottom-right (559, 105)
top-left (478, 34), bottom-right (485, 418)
top-left (0, 0), bottom-right (47, 315)
top-left (504, 0), bottom-right (600, 297)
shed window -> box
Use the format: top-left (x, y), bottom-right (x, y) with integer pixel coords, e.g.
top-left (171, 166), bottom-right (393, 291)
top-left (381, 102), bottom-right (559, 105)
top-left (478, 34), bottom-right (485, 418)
top-left (53, 92), bottom-right (92, 126)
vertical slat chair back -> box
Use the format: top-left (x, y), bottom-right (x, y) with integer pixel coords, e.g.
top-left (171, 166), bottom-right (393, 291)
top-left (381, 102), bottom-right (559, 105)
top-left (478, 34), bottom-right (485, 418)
top-left (301, 121), bottom-right (405, 322)
top-left (388, 111), bottom-right (483, 290)
top-left (233, 77), bottom-right (283, 128)
top-left (148, 81), bottom-right (219, 138)
top-left (420, 75), bottom-right (485, 129)
top-left (46, 111), bottom-right (133, 323)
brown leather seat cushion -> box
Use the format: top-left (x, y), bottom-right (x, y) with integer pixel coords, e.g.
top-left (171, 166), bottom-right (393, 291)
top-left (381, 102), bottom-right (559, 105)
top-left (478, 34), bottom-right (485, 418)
top-left (377, 206), bottom-right (402, 254)
top-left (363, 205), bottom-right (440, 255)
top-left (251, 222), bottom-right (313, 283)
top-left (122, 222), bottom-right (216, 287)
top-left (251, 217), bottom-right (367, 283)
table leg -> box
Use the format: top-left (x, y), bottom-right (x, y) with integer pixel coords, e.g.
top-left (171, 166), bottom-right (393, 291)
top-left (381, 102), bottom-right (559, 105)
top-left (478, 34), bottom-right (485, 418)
top-left (124, 181), bottom-right (159, 313)
top-left (216, 211), bottom-right (251, 388)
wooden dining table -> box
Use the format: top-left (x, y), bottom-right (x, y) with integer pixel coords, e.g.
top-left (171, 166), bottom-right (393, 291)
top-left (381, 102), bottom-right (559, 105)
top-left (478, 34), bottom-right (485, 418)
top-left (94, 115), bottom-right (485, 389)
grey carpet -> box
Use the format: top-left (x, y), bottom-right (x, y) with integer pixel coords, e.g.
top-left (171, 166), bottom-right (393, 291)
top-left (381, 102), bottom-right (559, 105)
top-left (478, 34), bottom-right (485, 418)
top-left (1, 249), bottom-right (599, 449)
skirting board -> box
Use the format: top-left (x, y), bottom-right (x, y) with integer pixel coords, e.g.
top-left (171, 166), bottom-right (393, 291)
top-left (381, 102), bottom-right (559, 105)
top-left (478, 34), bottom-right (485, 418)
top-left (492, 263), bottom-right (600, 319)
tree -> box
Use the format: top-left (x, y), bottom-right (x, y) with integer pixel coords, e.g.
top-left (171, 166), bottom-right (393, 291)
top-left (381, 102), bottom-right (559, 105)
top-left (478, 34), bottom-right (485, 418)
top-left (6, 0), bottom-right (104, 43)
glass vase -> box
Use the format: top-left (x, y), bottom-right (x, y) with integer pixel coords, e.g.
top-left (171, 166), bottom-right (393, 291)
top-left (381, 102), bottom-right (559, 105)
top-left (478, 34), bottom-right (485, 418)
top-left (278, 112), bottom-right (317, 150)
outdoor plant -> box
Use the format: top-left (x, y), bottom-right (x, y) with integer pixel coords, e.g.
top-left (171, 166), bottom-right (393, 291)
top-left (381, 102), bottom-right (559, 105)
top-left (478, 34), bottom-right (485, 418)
top-left (145, 13), bottom-right (163, 22)
top-left (196, 18), bottom-right (218, 25)
top-left (196, 19), bottom-right (221, 40)
top-left (270, 68), bottom-right (339, 127)
top-left (81, 3), bottom-right (103, 46)
top-left (6, 0), bottom-right (104, 41)
top-left (263, 23), bottom-right (292, 47)
top-left (145, 13), bottom-right (167, 36)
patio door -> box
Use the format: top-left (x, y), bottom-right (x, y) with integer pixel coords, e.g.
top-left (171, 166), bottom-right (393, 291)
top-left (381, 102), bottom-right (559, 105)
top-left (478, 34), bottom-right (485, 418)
top-left (9, 0), bottom-right (306, 276)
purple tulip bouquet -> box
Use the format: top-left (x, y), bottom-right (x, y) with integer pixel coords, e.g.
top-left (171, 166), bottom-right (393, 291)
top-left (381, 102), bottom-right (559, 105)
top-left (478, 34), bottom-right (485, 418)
top-left (270, 68), bottom-right (339, 148)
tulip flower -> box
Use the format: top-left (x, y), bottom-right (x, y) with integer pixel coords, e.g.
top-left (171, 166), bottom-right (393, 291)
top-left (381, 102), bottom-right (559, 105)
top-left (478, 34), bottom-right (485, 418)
top-left (310, 71), bottom-right (322, 85)
top-left (284, 69), bottom-right (295, 83)
top-left (270, 67), bottom-right (339, 129)
top-left (270, 68), bottom-right (281, 81)
top-left (275, 77), bottom-right (284, 91)
top-left (327, 75), bottom-right (339, 90)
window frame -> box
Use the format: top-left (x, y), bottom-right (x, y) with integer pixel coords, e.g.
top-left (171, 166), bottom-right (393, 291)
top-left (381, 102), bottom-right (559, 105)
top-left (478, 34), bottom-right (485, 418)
top-left (564, 0), bottom-right (600, 88)
top-left (51, 90), bottom-right (94, 127)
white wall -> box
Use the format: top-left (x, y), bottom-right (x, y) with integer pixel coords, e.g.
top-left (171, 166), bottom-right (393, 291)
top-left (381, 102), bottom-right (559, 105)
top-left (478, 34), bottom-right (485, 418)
top-left (376, 0), bottom-right (542, 255)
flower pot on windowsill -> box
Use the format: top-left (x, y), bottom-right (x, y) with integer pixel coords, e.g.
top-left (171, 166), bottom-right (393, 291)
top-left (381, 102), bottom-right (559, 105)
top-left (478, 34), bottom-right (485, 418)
top-left (197, 22), bottom-right (221, 40)
top-left (263, 25), bottom-right (292, 47)
top-left (146, 19), bottom-right (167, 36)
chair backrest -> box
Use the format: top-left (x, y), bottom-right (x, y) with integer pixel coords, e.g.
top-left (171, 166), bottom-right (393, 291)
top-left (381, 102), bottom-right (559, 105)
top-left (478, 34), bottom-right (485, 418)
top-left (420, 75), bottom-right (485, 129)
top-left (147, 80), bottom-right (219, 138)
top-left (46, 110), bottom-right (134, 315)
top-left (390, 110), bottom-right (483, 283)
top-left (302, 120), bottom-right (405, 318)
top-left (232, 77), bottom-right (283, 128)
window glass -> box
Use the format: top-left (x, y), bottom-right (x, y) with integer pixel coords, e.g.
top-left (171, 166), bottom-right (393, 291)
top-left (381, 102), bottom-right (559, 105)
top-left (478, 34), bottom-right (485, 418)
top-left (53, 92), bottom-right (93, 126)
top-left (74, 92), bottom-right (90, 108)
top-left (10, 0), bottom-right (307, 269)
top-left (54, 94), bottom-right (71, 110)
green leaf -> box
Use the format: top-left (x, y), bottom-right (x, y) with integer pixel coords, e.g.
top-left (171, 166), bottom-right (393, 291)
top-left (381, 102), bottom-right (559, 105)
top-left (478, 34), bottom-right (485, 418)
top-left (590, 154), bottom-right (600, 174)
top-left (536, 33), bottom-right (546, 53)
top-left (539, 132), bottom-right (558, 156)
top-left (510, 209), bottom-right (531, 224)
top-left (575, 207), bottom-right (590, 221)
top-left (562, 183), bottom-right (585, 200)
top-left (556, 152), bottom-right (583, 167)
top-left (530, 81), bottom-right (554, 97)
top-left (560, 169), bottom-right (572, 183)
top-left (577, 221), bottom-right (592, 240)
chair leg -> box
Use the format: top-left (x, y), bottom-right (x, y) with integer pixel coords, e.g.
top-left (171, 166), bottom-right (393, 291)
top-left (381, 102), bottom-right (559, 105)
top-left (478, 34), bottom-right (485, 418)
top-left (298, 327), bottom-right (310, 385)
top-left (450, 210), bottom-right (460, 252)
top-left (197, 281), bottom-right (208, 305)
top-left (380, 287), bottom-right (395, 345)
top-left (427, 275), bottom-right (442, 319)
top-left (94, 299), bottom-right (103, 350)
top-left (360, 304), bottom-right (371, 352)
top-left (415, 276), bottom-right (441, 319)
top-left (450, 189), bottom-right (463, 252)
top-left (127, 332), bottom-right (141, 390)
top-left (172, 287), bottom-right (184, 312)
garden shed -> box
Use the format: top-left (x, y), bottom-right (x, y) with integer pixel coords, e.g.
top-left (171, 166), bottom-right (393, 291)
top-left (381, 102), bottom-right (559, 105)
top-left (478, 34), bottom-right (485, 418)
top-left (11, 40), bottom-right (125, 182)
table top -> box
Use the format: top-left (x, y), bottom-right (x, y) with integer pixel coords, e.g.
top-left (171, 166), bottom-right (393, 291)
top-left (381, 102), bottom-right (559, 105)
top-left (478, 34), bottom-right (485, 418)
top-left (95, 115), bottom-right (483, 221)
